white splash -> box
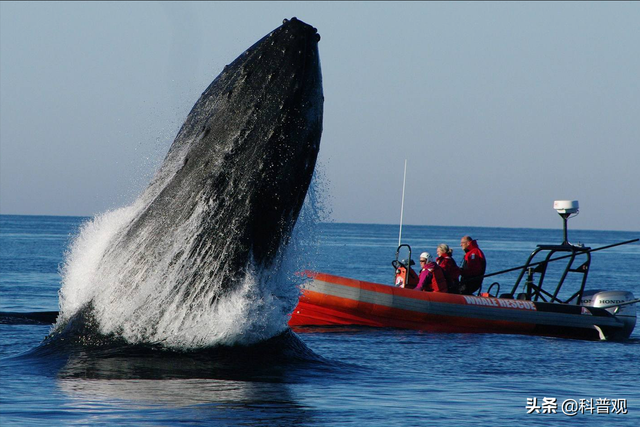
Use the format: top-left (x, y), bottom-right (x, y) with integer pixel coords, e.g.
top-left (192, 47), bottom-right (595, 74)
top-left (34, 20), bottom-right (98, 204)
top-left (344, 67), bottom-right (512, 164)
top-left (56, 170), bottom-right (323, 349)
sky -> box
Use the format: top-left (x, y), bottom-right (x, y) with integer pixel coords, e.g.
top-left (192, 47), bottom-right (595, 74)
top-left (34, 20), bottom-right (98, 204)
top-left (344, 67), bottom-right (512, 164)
top-left (1, 2), bottom-right (639, 231)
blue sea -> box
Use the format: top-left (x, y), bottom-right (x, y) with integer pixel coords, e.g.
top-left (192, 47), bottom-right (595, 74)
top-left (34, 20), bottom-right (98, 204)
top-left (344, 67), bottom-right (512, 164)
top-left (1, 214), bottom-right (639, 426)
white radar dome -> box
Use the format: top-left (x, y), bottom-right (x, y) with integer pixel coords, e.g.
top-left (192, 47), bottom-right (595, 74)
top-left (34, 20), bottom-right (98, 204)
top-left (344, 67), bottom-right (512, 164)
top-left (553, 200), bottom-right (579, 215)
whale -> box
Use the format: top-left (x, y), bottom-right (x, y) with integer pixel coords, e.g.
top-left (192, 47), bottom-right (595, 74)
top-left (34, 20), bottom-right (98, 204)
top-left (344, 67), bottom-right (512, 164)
top-left (49, 17), bottom-right (323, 347)
top-left (0, 311), bottom-right (59, 325)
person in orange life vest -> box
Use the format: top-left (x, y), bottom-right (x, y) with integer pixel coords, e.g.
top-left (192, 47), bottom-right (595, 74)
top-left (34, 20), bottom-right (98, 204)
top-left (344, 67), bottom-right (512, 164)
top-left (436, 243), bottom-right (461, 294)
top-left (459, 236), bottom-right (486, 295)
top-left (415, 252), bottom-right (448, 293)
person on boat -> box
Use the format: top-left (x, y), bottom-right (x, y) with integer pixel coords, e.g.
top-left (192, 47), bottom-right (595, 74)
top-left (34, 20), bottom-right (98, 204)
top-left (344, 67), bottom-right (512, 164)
top-left (415, 252), bottom-right (448, 293)
top-left (459, 236), bottom-right (486, 295)
top-left (436, 243), bottom-right (461, 294)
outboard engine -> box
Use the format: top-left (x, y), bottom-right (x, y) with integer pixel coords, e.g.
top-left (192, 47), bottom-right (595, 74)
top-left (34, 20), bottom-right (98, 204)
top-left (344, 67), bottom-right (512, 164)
top-left (582, 290), bottom-right (637, 340)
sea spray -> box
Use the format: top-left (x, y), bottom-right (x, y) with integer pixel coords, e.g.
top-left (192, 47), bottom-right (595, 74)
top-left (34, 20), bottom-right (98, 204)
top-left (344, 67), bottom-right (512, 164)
top-left (58, 203), bottom-right (142, 321)
top-left (55, 174), bottom-right (326, 349)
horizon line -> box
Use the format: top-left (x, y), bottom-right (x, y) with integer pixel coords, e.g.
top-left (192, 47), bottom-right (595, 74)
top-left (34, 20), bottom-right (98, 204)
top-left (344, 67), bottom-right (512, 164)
top-left (1, 213), bottom-right (638, 234)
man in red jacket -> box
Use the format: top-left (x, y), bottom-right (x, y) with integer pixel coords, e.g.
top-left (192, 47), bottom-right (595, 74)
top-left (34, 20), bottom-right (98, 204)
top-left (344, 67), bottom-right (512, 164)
top-left (459, 236), bottom-right (486, 295)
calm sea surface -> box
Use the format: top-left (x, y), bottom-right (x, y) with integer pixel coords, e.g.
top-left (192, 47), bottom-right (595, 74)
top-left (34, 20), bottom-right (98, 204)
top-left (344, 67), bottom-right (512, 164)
top-left (1, 215), bottom-right (639, 426)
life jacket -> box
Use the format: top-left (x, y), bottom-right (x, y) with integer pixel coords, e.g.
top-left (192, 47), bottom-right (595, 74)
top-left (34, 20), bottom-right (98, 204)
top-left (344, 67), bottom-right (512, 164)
top-left (430, 263), bottom-right (448, 293)
top-left (437, 255), bottom-right (461, 289)
top-left (460, 240), bottom-right (486, 295)
top-left (421, 262), bottom-right (448, 293)
top-left (461, 240), bottom-right (486, 278)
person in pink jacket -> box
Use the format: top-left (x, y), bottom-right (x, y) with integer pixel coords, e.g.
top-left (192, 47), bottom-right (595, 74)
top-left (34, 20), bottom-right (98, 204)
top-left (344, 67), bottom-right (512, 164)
top-left (415, 252), bottom-right (448, 293)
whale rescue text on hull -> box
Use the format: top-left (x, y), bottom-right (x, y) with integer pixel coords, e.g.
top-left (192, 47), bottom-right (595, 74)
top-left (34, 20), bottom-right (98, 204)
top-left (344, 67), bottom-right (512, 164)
top-left (53, 18), bottom-right (323, 346)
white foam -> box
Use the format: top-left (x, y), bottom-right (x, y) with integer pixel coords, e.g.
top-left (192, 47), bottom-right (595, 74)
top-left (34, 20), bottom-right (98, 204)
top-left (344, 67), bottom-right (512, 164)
top-left (58, 203), bottom-right (142, 322)
top-left (56, 172), bottom-right (324, 349)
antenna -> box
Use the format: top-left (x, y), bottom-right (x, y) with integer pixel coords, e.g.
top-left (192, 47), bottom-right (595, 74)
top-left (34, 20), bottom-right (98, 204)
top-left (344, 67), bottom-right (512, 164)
top-left (398, 159), bottom-right (407, 246)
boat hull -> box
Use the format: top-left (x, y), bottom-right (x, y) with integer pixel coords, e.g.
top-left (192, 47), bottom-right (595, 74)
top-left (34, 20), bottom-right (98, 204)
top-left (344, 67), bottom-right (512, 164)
top-left (289, 272), bottom-right (634, 341)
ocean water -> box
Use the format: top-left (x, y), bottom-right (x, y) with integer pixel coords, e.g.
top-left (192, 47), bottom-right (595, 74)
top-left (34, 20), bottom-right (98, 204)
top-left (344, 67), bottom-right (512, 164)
top-left (1, 214), bottom-right (639, 426)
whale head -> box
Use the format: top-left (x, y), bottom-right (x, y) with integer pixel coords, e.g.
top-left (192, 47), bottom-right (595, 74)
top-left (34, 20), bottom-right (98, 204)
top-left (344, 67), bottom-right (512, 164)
top-left (56, 18), bottom-right (324, 347)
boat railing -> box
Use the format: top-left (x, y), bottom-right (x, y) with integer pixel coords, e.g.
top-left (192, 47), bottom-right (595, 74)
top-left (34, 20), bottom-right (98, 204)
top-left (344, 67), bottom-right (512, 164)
top-left (509, 244), bottom-right (591, 304)
top-left (480, 239), bottom-right (638, 304)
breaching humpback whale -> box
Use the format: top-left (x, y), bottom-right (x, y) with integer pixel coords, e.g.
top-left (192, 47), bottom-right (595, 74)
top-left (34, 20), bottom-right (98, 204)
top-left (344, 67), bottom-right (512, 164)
top-left (53, 18), bottom-right (323, 347)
